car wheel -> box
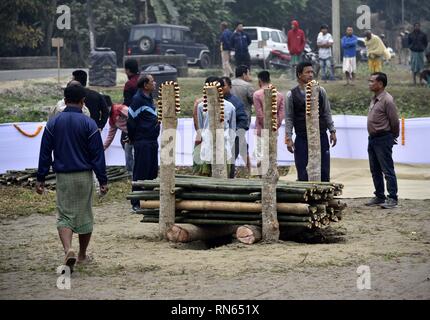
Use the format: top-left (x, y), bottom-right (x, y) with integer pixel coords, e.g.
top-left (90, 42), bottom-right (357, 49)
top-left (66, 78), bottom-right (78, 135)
top-left (199, 53), bottom-right (211, 69)
top-left (138, 36), bottom-right (155, 54)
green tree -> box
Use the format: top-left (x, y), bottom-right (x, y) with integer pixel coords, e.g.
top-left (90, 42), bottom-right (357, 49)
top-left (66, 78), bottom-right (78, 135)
top-left (0, 0), bottom-right (45, 56)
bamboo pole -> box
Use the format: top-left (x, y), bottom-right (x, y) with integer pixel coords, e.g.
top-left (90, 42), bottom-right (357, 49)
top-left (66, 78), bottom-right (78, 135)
top-left (206, 85), bottom-right (227, 178)
top-left (158, 82), bottom-right (179, 239)
top-left (261, 87), bottom-right (280, 241)
top-left (143, 217), bottom-right (259, 225)
top-left (133, 180), bottom-right (311, 194)
top-left (144, 210), bottom-right (314, 222)
top-left (140, 200), bottom-right (313, 215)
top-left (305, 80), bottom-right (321, 182)
top-left (128, 191), bottom-right (308, 203)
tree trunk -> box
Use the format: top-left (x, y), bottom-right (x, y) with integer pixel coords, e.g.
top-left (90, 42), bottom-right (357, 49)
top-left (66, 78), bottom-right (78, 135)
top-left (86, 0), bottom-right (96, 51)
top-left (166, 224), bottom-right (238, 243)
top-left (159, 83), bottom-right (178, 239)
top-left (44, 0), bottom-right (57, 56)
top-left (261, 87), bottom-right (279, 241)
top-left (305, 81), bottom-right (321, 182)
top-left (236, 225), bottom-right (262, 245)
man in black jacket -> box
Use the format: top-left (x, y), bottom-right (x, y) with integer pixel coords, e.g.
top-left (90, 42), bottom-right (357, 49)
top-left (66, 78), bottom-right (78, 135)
top-left (72, 70), bottom-right (109, 129)
top-left (408, 23), bottom-right (428, 85)
top-left (285, 62), bottom-right (337, 182)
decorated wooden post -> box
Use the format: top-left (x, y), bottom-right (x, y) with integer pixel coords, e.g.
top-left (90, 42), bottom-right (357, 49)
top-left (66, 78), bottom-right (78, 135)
top-left (261, 86), bottom-right (280, 241)
top-left (158, 81), bottom-right (180, 239)
top-left (203, 82), bottom-right (227, 178)
top-left (305, 80), bottom-right (321, 182)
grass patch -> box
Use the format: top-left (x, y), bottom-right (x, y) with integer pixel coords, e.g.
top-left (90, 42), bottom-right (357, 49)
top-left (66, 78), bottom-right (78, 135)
top-left (0, 82), bottom-right (62, 122)
top-left (1, 64), bottom-right (428, 123)
top-left (0, 180), bottom-right (131, 219)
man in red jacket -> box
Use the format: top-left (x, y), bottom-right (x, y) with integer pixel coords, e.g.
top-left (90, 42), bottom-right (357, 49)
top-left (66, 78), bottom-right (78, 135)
top-left (287, 20), bottom-right (306, 79)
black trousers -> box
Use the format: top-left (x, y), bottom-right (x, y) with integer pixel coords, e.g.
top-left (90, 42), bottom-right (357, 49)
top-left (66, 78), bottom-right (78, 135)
top-left (368, 133), bottom-right (398, 200)
top-left (131, 139), bottom-right (159, 207)
top-left (235, 52), bottom-right (251, 69)
top-left (228, 134), bottom-right (249, 179)
top-left (294, 133), bottom-right (330, 182)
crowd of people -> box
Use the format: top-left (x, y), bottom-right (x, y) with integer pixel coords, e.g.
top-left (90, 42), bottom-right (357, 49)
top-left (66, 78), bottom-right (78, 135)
top-left (219, 20), bottom-right (429, 85)
top-left (35, 20), bottom-right (427, 271)
top-left (36, 59), bottom-right (401, 270)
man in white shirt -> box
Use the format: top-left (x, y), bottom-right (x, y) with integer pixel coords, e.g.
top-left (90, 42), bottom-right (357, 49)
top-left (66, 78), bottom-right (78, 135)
top-left (317, 24), bottom-right (335, 81)
top-left (196, 77), bottom-right (236, 176)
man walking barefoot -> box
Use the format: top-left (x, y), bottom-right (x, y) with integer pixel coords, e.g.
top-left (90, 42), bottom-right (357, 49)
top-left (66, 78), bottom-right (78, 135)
top-left (36, 85), bottom-right (108, 271)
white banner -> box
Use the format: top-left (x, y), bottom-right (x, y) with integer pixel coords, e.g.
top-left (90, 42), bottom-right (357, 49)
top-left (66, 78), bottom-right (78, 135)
top-left (1, 116), bottom-right (429, 173)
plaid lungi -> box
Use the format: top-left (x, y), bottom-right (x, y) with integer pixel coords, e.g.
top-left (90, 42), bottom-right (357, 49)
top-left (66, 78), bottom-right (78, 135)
top-left (410, 51), bottom-right (425, 73)
top-left (56, 171), bottom-right (94, 234)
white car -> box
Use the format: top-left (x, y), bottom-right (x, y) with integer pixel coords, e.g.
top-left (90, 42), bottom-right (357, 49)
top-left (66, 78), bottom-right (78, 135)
top-left (232, 26), bottom-right (289, 67)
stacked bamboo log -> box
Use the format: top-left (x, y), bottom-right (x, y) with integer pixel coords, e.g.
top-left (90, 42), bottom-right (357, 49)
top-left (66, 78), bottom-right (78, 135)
top-left (129, 175), bottom-right (346, 238)
top-left (0, 166), bottom-right (130, 189)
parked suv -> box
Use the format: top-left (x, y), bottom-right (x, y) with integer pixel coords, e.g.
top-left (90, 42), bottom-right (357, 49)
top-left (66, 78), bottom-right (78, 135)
top-left (232, 26), bottom-right (289, 67)
top-left (126, 24), bottom-right (211, 68)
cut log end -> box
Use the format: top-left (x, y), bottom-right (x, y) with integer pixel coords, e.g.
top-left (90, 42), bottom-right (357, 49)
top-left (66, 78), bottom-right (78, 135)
top-left (166, 224), bottom-right (190, 243)
top-left (236, 225), bottom-right (262, 245)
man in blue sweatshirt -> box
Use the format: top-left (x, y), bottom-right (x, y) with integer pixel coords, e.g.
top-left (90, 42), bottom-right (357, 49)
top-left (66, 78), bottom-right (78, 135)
top-left (341, 26), bottom-right (358, 85)
top-left (36, 85), bottom-right (108, 271)
top-left (127, 75), bottom-right (160, 212)
top-left (230, 22), bottom-right (252, 69)
top-left (220, 22), bottom-right (234, 77)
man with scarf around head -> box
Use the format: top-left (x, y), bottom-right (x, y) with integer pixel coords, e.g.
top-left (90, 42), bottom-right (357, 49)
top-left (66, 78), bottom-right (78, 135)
top-left (287, 20), bottom-right (306, 79)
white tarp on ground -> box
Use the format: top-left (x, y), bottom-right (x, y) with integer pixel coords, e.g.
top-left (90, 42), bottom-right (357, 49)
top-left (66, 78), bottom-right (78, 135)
top-left (282, 159), bottom-right (430, 200)
top-left (0, 115), bottom-right (429, 173)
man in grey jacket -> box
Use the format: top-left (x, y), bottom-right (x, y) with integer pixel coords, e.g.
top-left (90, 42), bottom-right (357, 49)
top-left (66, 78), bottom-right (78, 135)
top-left (231, 65), bottom-right (255, 129)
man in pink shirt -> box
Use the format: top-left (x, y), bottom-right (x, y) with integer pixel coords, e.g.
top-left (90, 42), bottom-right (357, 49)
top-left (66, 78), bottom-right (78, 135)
top-left (253, 70), bottom-right (285, 161)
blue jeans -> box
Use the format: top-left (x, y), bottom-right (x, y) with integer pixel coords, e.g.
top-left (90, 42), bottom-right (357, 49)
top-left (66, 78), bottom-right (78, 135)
top-left (124, 142), bottom-right (134, 175)
top-left (368, 133), bottom-right (398, 200)
top-left (319, 57), bottom-right (334, 80)
top-left (294, 133), bottom-right (331, 182)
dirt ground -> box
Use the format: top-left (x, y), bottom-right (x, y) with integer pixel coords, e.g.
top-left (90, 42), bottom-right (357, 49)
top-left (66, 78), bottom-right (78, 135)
top-left (0, 198), bottom-right (429, 300)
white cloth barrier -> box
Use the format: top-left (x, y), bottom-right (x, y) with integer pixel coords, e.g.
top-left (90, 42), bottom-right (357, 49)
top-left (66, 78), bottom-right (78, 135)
top-left (1, 116), bottom-right (429, 173)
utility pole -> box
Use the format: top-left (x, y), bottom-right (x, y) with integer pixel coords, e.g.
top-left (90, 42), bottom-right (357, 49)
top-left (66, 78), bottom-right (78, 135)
top-left (332, 0), bottom-right (341, 65)
top-left (401, 0), bottom-right (405, 26)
